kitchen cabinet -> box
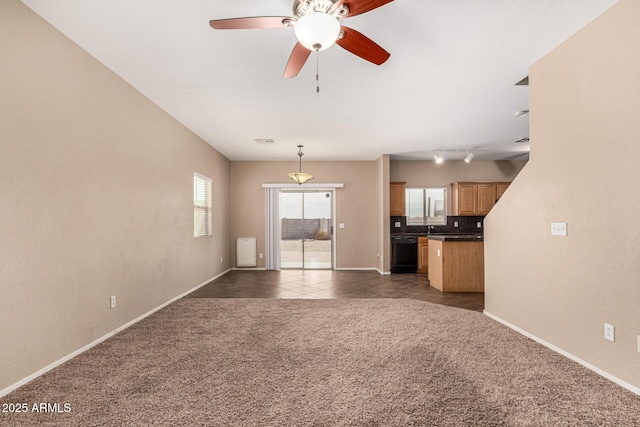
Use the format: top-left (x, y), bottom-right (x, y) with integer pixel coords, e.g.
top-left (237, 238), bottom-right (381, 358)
top-left (477, 183), bottom-right (497, 215)
top-left (417, 236), bottom-right (428, 274)
top-left (496, 182), bottom-right (510, 201)
top-left (428, 237), bottom-right (484, 292)
top-left (390, 182), bottom-right (406, 216)
top-left (451, 182), bottom-right (510, 216)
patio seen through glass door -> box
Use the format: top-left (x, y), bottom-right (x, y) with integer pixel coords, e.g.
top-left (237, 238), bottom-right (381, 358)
top-left (280, 190), bottom-right (333, 269)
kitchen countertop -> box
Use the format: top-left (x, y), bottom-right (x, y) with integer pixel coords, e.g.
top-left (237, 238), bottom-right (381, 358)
top-left (426, 234), bottom-right (483, 242)
top-left (391, 233), bottom-right (483, 241)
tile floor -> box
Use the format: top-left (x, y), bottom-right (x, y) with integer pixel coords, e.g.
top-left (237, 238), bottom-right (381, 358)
top-left (186, 270), bottom-right (484, 312)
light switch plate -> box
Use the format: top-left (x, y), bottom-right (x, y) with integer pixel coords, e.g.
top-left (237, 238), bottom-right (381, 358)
top-left (604, 323), bottom-right (615, 342)
top-left (394, 222), bottom-right (401, 228)
top-left (551, 222), bottom-right (567, 236)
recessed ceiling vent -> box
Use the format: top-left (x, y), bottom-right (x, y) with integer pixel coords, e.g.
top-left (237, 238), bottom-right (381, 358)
top-left (514, 137), bottom-right (530, 143)
top-left (255, 138), bottom-right (275, 144)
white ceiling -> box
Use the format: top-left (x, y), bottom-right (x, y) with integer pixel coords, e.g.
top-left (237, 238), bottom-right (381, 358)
top-left (21, 0), bottom-right (617, 161)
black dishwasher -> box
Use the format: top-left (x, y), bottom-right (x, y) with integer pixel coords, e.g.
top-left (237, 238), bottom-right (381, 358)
top-left (391, 235), bottom-right (418, 273)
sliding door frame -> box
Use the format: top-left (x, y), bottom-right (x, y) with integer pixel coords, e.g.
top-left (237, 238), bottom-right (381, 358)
top-left (263, 183), bottom-right (343, 271)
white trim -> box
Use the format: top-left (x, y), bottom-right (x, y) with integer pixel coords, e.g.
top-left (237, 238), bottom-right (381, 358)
top-left (231, 267), bottom-right (267, 271)
top-left (375, 268), bottom-right (392, 275)
top-left (0, 269), bottom-right (230, 398)
top-left (335, 267), bottom-right (378, 271)
top-left (483, 310), bottom-right (640, 397)
top-left (262, 183), bottom-right (344, 189)
top-left (193, 171), bottom-right (212, 183)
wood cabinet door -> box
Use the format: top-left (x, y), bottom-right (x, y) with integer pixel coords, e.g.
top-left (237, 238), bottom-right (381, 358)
top-left (418, 237), bottom-right (429, 273)
top-left (496, 183), bottom-right (510, 201)
top-left (389, 182), bottom-right (406, 216)
top-left (457, 184), bottom-right (478, 216)
top-left (477, 184), bottom-right (497, 215)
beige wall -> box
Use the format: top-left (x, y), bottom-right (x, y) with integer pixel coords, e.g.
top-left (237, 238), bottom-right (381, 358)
top-left (0, 0), bottom-right (230, 393)
top-left (230, 161), bottom-right (379, 270)
top-left (391, 160), bottom-right (527, 214)
top-left (485, 0), bottom-right (640, 390)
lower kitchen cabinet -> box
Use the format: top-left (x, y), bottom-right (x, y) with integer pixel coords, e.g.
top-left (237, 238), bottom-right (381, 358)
top-left (428, 238), bottom-right (484, 292)
top-left (417, 237), bottom-right (428, 274)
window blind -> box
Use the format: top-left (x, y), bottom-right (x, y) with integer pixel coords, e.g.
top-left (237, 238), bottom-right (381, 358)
top-left (194, 173), bottom-right (212, 238)
top-left (406, 187), bottom-right (446, 226)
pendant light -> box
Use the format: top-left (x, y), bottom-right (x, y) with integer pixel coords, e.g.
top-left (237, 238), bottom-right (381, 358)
top-left (288, 145), bottom-right (314, 185)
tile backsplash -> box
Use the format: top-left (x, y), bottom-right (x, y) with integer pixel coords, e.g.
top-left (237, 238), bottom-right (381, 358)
top-left (391, 215), bottom-right (484, 235)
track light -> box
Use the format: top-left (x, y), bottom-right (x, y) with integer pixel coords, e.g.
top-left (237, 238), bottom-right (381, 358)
top-left (464, 152), bottom-right (474, 163)
top-left (434, 152), bottom-right (443, 164)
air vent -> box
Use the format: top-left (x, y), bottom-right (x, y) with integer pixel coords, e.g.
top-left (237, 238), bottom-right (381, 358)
top-left (255, 138), bottom-right (275, 144)
top-left (514, 137), bottom-right (530, 144)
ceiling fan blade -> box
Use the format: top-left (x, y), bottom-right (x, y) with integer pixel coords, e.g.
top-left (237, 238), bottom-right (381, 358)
top-left (209, 16), bottom-right (293, 30)
top-left (336, 26), bottom-right (390, 65)
top-left (339, 0), bottom-right (394, 17)
top-left (284, 43), bottom-right (311, 78)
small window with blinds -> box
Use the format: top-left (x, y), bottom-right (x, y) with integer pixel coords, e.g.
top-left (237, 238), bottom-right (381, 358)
top-left (406, 187), bottom-right (446, 226)
top-left (194, 173), bottom-right (212, 238)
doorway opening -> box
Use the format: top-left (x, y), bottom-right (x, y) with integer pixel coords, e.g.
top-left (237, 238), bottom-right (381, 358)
top-left (280, 190), bottom-right (334, 269)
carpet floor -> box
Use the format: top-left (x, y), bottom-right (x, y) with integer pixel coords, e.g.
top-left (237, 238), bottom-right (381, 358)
top-left (2, 299), bottom-right (639, 426)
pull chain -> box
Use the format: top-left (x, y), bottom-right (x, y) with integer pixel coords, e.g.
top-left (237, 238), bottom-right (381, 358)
top-left (315, 49), bottom-right (320, 94)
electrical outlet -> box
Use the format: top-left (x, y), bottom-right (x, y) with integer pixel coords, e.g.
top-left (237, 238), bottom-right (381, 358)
top-left (110, 296), bottom-right (116, 309)
top-left (604, 323), bottom-right (615, 342)
top-left (551, 222), bottom-right (567, 236)
top-left (454, 221), bottom-right (459, 228)
top-left (259, 253), bottom-right (263, 259)
top-left (477, 222), bottom-right (482, 228)
top-left (220, 257), bottom-right (223, 263)
top-left (394, 222), bottom-right (401, 228)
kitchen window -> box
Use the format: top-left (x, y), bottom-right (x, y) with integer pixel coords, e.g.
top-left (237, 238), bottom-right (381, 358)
top-left (406, 187), bottom-right (446, 226)
top-left (194, 173), bottom-right (212, 238)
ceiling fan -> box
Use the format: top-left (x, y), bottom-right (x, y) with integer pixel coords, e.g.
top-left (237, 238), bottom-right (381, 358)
top-left (209, 0), bottom-right (393, 78)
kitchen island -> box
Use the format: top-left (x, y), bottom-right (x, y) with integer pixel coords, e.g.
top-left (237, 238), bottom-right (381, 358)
top-left (427, 235), bottom-right (484, 292)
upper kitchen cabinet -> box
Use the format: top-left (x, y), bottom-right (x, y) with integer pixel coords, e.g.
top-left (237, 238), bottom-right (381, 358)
top-left (451, 182), bottom-right (510, 216)
top-left (452, 183), bottom-right (478, 215)
top-left (496, 182), bottom-right (510, 201)
top-left (390, 182), bottom-right (406, 216)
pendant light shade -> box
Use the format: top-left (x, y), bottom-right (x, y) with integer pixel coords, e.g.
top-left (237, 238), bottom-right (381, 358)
top-left (288, 145), bottom-right (314, 185)
top-left (294, 12), bottom-right (340, 51)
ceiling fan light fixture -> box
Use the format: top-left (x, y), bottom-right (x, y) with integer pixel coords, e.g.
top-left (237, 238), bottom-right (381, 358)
top-left (294, 12), bottom-right (340, 51)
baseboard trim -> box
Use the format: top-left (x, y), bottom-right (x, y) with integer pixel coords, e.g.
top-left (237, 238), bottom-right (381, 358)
top-left (335, 268), bottom-right (378, 272)
top-left (231, 267), bottom-right (266, 271)
top-left (483, 310), bottom-right (640, 397)
top-left (0, 269), bottom-right (230, 398)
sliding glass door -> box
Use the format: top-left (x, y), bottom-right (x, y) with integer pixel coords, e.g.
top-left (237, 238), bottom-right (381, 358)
top-left (280, 190), bottom-right (333, 269)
